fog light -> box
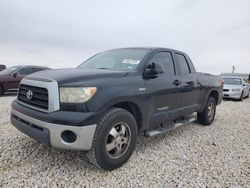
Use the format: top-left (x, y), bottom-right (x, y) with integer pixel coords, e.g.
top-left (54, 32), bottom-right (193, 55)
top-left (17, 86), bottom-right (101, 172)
top-left (61, 130), bottom-right (77, 143)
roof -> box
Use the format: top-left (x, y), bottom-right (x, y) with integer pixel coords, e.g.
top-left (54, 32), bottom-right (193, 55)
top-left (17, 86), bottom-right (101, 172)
top-left (9, 65), bottom-right (49, 69)
top-left (108, 47), bottom-right (184, 53)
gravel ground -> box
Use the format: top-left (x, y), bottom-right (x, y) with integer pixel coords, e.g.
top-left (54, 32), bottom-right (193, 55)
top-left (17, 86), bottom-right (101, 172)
top-left (0, 95), bottom-right (250, 187)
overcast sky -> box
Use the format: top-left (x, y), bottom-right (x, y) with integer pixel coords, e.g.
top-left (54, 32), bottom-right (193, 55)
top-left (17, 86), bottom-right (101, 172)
top-left (0, 0), bottom-right (249, 74)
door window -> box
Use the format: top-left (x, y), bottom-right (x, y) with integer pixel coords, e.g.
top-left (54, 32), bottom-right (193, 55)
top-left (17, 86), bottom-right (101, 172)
top-left (17, 68), bottom-right (33, 75)
top-left (149, 52), bottom-right (175, 76)
top-left (31, 68), bottom-right (45, 73)
top-left (176, 54), bottom-right (191, 74)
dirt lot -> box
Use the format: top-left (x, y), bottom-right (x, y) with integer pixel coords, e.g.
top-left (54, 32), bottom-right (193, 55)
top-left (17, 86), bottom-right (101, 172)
top-left (0, 95), bottom-right (250, 187)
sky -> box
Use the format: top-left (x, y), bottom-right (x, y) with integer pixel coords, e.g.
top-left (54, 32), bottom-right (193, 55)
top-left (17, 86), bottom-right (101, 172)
top-left (0, 0), bottom-right (250, 74)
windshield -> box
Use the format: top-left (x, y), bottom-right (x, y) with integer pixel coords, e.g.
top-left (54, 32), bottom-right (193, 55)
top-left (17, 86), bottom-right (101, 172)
top-left (0, 66), bottom-right (20, 75)
top-left (78, 49), bottom-right (149, 71)
top-left (223, 78), bottom-right (242, 85)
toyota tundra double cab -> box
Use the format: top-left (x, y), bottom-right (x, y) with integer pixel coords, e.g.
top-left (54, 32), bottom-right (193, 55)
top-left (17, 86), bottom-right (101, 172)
top-left (11, 47), bottom-right (223, 170)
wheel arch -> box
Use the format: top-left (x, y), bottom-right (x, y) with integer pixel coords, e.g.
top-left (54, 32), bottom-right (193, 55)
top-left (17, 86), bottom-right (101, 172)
top-left (111, 101), bottom-right (143, 132)
top-left (209, 90), bottom-right (219, 104)
top-left (200, 89), bottom-right (220, 112)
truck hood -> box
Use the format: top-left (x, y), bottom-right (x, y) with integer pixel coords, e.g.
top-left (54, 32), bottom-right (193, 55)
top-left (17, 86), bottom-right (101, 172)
top-left (26, 68), bottom-right (128, 85)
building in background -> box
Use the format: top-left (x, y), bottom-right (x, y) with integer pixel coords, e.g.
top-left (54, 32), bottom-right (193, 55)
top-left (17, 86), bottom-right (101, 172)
top-left (221, 73), bottom-right (250, 81)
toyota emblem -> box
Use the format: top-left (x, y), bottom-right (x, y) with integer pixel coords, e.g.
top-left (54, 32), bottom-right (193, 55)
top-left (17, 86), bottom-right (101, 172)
top-left (26, 90), bottom-right (33, 100)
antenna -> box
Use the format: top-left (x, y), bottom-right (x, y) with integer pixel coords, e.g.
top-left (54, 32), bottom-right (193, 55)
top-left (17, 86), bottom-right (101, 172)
top-left (232, 65), bottom-right (236, 73)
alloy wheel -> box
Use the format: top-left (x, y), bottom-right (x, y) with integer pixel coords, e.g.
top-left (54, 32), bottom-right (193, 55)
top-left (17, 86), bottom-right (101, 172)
top-left (105, 122), bottom-right (131, 159)
top-left (207, 102), bottom-right (215, 122)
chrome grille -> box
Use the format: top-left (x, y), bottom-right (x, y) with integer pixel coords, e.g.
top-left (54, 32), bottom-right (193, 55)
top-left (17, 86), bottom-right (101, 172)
top-left (18, 84), bottom-right (49, 110)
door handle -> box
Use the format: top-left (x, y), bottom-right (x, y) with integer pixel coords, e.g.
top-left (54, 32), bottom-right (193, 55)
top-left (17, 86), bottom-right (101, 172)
top-left (186, 81), bottom-right (194, 86)
top-left (173, 80), bottom-right (181, 86)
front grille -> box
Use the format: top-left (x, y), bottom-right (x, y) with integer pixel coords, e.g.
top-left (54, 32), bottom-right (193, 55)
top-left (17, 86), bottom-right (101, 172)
top-left (18, 84), bottom-right (49, 110)
top-left (223, 89), bottom-right (229, 92)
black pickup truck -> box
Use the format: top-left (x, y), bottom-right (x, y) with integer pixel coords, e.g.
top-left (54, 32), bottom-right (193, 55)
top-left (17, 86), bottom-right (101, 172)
top-left (11, 47), bottom-right (223, 170)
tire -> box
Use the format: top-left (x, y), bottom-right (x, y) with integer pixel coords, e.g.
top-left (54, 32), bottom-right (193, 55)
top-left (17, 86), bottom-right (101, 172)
top-left (239, 92), bottom-right (244, 101)
top-left (0, 85), bottom-right (4, 96)
top-left (86, 107), bottom-right (137, 170)
top-left (197, 97), bottom-right (216, 126)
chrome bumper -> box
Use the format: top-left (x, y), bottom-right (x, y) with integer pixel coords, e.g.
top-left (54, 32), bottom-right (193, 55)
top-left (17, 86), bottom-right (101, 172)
top-left (11, 109), bottom-right (97, 151)
top-left (223, 91), bottom-right (241, 99)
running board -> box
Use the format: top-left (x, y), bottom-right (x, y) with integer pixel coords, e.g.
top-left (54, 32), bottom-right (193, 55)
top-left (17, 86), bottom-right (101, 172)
top-left (145, 116), bottom-right (196, 137)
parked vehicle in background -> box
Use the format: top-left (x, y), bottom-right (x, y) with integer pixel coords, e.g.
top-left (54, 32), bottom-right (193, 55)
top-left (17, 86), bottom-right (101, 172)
top-left (0, 65), bottom-right (49, 95)
top-left (221, 73), bottom-right (250, 79)
top-left (10, 47), bottom-right (223, 170)
top-left (0, 64), bottom-right (6, 71)
top-left (221, 73), bottom-right (250, 83)
top-left (222, 76), bottom-right (250, 101)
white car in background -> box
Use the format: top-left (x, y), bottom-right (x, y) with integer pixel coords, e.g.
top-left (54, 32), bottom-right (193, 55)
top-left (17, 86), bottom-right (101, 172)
top-left (222, 77), bottom-right (250, 101)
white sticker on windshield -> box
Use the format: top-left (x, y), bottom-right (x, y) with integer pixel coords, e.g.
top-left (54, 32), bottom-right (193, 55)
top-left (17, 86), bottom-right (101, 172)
top-left (122, 59), bottom-right (140, 65)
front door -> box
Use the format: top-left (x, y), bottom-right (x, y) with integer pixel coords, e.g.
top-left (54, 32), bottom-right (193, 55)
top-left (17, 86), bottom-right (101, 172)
top-left (3, 74), bottom-right (22, 91)
top-left (144, 51), bottom-right (181, 127)
top-left (8, 68), bottom-right (32, 90)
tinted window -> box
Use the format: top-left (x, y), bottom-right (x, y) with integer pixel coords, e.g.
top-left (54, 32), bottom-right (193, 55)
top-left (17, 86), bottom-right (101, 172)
top-left (31, 68), bottom-right (45, 73)
top-left (18, 68), bottom-right (33, 75)
top-left (149, 52), bottom-right (175, 76)
top-left (176, 54), bottom-right (190, 74)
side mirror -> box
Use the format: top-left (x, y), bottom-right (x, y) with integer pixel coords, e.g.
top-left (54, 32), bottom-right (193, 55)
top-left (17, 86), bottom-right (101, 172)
top-left (143, 62), bottom-right (164, 79)
top-left (13, 72), bottom-right (20, 78)
top-left (144, 63), bottom-right (157, 79)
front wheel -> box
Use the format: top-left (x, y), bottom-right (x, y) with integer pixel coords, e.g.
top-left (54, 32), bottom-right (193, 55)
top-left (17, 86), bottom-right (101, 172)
top-left (246, 90), bottom-right (249, 98)
top-left (197, 97), bottom-right (216, 126)
top-left (86, 108), bottom-right (137, 170)
top-left (239, 92), bottom-right (244, 101)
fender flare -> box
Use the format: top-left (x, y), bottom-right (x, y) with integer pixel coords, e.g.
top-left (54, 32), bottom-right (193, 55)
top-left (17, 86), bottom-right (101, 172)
top-left (199, 89), bottom-right (220, 112)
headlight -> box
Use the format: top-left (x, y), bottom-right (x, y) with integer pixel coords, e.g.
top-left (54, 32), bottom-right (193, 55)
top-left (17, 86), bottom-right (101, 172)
top-left (60, 87), bottom-right (97, 103)
top-left (232, 88), bottom-right (241, 92)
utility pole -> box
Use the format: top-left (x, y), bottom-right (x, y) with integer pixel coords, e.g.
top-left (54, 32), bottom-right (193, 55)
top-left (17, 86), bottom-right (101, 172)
top-left (232, 65), bottom-right (236, 73)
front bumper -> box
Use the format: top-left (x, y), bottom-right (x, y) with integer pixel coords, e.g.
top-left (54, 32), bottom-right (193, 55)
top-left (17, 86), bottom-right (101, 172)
top-left (11, 102), bottom-right (97, 151)
top-left (223, 91), bottom-right (241, 99)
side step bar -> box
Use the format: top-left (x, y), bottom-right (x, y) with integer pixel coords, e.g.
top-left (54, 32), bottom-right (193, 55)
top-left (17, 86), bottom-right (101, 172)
top-left (145, 115), bottom-right (196, 137)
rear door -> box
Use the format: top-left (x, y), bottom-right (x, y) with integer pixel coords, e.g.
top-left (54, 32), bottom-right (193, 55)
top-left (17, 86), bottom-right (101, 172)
top-left (144, 51), bottom-right (181, 125)
top-left (174, 53), bottom-right (200, 115)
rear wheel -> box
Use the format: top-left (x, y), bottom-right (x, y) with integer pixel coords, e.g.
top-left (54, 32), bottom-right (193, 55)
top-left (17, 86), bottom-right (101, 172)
top-left (86, 108), bottom-right (137, 170)
top-left (197, 97), bottom-right (216, 126)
